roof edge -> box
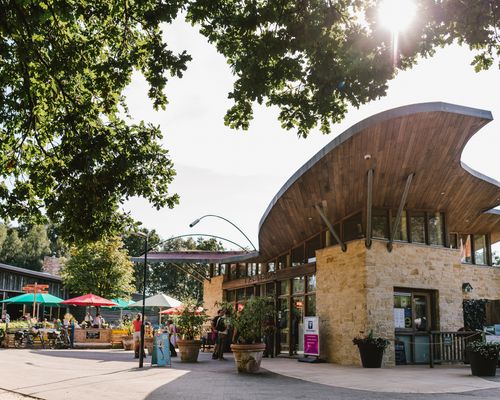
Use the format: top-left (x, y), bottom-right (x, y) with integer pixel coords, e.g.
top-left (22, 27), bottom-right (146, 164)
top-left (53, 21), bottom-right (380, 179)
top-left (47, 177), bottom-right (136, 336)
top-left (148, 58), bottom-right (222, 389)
top-left (258, 102), bottom-right (493, 240)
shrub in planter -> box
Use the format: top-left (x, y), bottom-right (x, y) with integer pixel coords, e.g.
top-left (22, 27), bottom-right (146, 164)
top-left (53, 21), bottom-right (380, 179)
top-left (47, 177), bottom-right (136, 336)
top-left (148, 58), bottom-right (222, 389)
top-left (467, 341), bottom-right (500, 377)
top-left (231, 296), bottom-right (275, 373)
top-left (175, 298), bottom-right (208, 362)
top-left (353, 330), bottom-right (390, 368)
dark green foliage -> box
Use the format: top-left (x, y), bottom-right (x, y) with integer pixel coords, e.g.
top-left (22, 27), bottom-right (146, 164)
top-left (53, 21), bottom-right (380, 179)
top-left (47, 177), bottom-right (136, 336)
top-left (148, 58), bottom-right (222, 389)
top-left (467, 341), bottom-right (500, 360)
top-left (353, 330), bottom-right (390, 350)
top-left (463, 299), bottom-right (487, 331)
top-left (1, 1), bottom-right (498, 243)
top-left (233, 296), bottom-right (275, 344)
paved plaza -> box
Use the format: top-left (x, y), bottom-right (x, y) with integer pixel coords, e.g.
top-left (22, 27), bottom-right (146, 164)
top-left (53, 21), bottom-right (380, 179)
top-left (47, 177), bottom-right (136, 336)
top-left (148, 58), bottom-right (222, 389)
top-left (0, 349), bottom-right (499, 400)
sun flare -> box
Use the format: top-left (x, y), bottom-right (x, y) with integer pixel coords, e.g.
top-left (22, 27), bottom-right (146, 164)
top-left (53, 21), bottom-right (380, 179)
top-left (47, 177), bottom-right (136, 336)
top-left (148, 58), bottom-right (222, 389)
top-left (378, 0), bottom-right (416, 32)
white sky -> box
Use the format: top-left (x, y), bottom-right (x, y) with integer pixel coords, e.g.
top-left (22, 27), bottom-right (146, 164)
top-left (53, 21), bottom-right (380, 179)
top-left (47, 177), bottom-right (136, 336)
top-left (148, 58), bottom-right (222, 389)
top-left (123, 17), bottom-right (500, 251)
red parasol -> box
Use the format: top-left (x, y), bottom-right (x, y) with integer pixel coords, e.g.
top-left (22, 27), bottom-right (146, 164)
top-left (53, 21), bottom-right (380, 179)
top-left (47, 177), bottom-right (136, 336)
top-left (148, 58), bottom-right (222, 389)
top-left (160, 305), bottom-right (204, 315)
top-left (61, 293), bottom-right (118, 307)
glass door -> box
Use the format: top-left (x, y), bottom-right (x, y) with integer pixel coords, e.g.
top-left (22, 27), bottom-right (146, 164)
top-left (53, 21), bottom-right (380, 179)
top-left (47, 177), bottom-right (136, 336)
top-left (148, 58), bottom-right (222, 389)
top-left (278, 297), bottom-right (289, 354)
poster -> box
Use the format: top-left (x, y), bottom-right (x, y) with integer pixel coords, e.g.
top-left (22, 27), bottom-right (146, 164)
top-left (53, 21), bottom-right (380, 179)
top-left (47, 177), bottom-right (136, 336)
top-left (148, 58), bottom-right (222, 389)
top-left (303, 316), bottom-right (319, 356)
top-left (152, 333), bottom-right (171, 367)
top-left (394, 308), bottom-right (405, 329)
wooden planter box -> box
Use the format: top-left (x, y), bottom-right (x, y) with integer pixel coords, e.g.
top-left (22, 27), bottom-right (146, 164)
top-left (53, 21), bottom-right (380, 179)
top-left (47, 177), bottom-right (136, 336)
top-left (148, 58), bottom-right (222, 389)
top-left (111, 329), bottom-right (129, 349)
top-left (73, 328), bottom-right (112, 349)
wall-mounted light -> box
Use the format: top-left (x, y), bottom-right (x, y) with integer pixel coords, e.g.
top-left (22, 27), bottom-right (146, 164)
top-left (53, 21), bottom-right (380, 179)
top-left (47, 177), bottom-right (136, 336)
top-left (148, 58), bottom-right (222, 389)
top-left (462, 282), bottom-right (473, 293)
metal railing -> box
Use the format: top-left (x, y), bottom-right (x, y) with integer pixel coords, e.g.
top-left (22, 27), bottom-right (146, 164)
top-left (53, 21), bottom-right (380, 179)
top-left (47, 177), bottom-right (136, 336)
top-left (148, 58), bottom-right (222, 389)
top-left (429, 330), bottom-right (481, 368)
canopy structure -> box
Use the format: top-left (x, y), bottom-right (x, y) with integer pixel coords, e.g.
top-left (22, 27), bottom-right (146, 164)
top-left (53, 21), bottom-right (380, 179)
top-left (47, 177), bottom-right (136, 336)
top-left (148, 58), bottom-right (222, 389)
top-left (61, 293), bottom-right (117, 307)
top-left (0, 292), bottom-right (63, 307)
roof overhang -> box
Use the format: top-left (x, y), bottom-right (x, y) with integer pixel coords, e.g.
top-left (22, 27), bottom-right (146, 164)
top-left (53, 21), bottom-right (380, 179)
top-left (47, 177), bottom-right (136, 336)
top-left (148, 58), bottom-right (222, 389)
top-left (131, 250), bottom-right (260, 264)
top-left (258, 102), bottom-right (500, 259)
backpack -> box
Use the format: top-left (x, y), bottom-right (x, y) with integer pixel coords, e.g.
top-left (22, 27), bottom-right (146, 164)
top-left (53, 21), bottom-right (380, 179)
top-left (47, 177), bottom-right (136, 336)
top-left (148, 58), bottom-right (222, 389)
top-left (215, 316), bottom-right (226, 332)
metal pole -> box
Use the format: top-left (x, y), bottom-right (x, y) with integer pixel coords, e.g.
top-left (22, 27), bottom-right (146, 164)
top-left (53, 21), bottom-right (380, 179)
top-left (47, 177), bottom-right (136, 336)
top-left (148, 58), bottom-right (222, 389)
top-left (139, 234), bottom-right (148, 368)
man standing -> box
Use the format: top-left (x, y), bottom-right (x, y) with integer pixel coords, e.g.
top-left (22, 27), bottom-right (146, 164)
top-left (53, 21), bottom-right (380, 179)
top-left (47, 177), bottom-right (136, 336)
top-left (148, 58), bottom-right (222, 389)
top-left (212, 309), bottom-right (227, 360)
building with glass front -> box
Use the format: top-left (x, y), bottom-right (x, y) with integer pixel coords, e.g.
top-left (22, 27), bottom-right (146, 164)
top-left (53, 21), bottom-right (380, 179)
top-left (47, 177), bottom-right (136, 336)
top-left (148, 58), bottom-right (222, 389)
top-left (162, 102), bottom-right (500, 366)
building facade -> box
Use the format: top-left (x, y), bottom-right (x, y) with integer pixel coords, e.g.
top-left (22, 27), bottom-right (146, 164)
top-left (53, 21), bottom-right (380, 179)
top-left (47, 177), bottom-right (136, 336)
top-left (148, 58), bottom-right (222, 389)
top-left (202, 102), bottom-right (500, 366)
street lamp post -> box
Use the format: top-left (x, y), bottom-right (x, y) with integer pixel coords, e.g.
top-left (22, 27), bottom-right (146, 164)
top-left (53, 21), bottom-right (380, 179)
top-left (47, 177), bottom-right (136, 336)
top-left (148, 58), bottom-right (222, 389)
top-left (189, 214), bottom-right (257, 251)
top-left (131, 231), bottom-right (149, 368)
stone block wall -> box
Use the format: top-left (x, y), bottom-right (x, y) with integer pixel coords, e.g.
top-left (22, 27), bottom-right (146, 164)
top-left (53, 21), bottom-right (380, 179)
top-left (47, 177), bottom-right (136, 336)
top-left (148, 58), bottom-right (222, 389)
top-left (315, 239), bottom-right (500, 367)
top-left (315, 240), bottom-right (367, 365)
top-left (203, 275), bottom-right (224, 318)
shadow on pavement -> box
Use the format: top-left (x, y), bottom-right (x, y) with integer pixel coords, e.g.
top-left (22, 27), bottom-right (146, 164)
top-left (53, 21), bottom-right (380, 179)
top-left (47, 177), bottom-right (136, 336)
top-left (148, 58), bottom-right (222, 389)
top-left (30, 349), bottom-right (139, 363)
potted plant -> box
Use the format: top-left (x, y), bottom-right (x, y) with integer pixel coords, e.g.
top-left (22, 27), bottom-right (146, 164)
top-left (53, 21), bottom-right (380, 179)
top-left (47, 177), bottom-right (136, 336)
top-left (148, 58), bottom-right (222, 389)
top-left (467, 341), bottom-right (500, 377)
top-left (231, 296), bottom-right (275, 373)
top-left (353, 330), bottom-right (390, 368)
top-left (121, 321), bottom-right (134, 351)
top-left (175, 298), bottom-right (208, 362)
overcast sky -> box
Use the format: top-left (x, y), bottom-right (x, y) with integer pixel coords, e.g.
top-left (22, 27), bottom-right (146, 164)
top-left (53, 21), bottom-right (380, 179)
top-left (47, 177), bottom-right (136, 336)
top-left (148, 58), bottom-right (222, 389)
top-left (123, 17), bottom-right (500, 250)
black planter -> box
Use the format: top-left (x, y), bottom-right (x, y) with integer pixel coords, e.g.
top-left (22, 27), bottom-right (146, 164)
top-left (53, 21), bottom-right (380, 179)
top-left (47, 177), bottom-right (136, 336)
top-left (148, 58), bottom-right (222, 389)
top-left (357, 343), bottom-right (385, 368)
top-left (469, 350), bottom-right (498, 377)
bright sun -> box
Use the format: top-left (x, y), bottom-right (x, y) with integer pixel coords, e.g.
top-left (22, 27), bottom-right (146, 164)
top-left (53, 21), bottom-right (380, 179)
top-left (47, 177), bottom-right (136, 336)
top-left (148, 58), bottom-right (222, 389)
top-left (378, 0), bottom-right (416, 32)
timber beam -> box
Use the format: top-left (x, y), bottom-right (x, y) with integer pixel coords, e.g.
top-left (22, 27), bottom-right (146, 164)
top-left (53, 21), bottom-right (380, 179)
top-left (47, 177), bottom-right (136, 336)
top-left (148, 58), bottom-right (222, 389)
top-left (387, 173), bottom-right (415, 252)
top-left (314, 204), bottom-right (346, 252)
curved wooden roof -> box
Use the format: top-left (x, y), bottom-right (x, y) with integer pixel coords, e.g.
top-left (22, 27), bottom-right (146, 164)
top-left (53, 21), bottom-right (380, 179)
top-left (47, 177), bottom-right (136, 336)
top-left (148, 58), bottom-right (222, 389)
top-left (258, 102), bottom-right (500, 260)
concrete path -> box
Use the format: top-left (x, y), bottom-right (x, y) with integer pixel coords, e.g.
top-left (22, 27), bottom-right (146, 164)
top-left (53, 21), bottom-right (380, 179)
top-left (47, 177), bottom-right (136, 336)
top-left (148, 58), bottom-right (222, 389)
top-left (261, 357), bottom-right (500, 393)
top-left (0, 349), bottom-right (499, 400)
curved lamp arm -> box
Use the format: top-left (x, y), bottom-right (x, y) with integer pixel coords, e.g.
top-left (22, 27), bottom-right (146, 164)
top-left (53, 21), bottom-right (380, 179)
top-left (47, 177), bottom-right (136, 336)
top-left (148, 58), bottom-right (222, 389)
top-left (189, 214), bottom-right (257, 251)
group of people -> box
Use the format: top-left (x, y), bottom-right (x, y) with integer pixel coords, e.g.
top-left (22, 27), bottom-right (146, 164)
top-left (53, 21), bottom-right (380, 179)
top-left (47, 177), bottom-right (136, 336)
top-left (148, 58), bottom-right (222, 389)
top-left (211, 309), bottom-right (229, 360)
top-left (83, 312), bottom-right (105, 328)
top-left (131, 314), bottom-right (178, 359)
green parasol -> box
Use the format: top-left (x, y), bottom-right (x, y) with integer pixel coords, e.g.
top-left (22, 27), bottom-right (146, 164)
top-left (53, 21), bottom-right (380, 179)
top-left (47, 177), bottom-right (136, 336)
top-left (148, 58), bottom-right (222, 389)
top-left (0, 293), bottom-right (64, 307)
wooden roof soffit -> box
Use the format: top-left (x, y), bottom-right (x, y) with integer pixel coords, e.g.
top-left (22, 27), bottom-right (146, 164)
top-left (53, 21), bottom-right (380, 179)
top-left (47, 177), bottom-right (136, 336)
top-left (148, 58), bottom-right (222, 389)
top-left (387, 173), bottom-right (415, 252)
top-left (314, 204), bottom-right (346, 252)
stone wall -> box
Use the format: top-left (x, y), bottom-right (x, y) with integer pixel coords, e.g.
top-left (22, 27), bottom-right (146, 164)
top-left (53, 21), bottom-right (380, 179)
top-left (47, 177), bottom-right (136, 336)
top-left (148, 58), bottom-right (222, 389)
top-left (315, 240), bottom-right (367, 365)
top-left (203, 275), bottom-right (224, 318)
top-left (315, 239), bottom-right (500, 366)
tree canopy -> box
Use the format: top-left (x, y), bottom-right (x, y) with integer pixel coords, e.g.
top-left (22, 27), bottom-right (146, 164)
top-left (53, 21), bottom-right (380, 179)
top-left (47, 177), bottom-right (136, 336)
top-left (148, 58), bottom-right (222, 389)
top-left (61, 237), bottom-right (135, 299)
top-left (1, 0), bottom-right (498, 243)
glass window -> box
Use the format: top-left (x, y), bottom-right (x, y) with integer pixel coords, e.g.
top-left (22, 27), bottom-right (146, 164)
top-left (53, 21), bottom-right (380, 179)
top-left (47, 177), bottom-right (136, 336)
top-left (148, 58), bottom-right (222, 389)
top-left (220, 264), bottom-right (226, 275)
top-left (278, 254), bottom-right (288, 270)
top-left (305, 234), bottom-right (322, 263)
top-left (292, 276), bottom-right (305, 294)
top-left (266, 282), bottom-right (275, 297)
top-left (226, 290), bottom-right (235, 302)
top-left (343, 213), bottom-right (363, 242)
top-left (394, 292), bottom-right (412, 329)
top-left (230, 264), bottom-right (238, 279)
top-left (448, 234), bottom-right (458, 249)
top-left (236, 288), bottom-right (245, 301)
top-left (291, 245), bottom-right (305, 267)
top-left (459, 234), bottom-right (472, 263)
top-left (307, 275), bottom-right (316, 293)
top-left (474, 234), bottom-right (487, 265)
top-left (246, 286), bottom-right (255, 297)
top-left (257, 263), bottom-right (262, 275)
top-left (428, 212), bottom-right (444, 246)
top-left (280, 280), bottom-right (289, 296)
top-left (267, 262), bottom-right (276, 273)
top-left (391, 210), bottom-right (408, 241)
top-left (372, 209), bottom-right (389, 239)
top-left (306, 295), bottom-right (316, 316)
top-left (410, 212), bottom-right (426, 243)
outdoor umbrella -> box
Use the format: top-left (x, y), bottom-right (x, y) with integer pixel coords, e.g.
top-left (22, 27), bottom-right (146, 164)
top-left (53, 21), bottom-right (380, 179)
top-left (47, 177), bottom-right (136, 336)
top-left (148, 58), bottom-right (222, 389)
top-left (106, 298), bottom-right (136, 320)
top-left (160, 305), bottom-right (204, 315)
top-left (0, 293), bottom-right (64, 307)
top-left (0, 293), bottom-right (64, 320)
top-left (60, 294), bottom-right (117, 307)
top-left (129, 293), bottom-right (181, 323)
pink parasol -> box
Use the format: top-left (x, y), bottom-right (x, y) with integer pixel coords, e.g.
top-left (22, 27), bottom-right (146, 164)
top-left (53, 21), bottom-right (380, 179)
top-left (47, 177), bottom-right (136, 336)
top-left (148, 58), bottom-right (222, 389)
top-left (160, 305), bottom-right (204, 315)
top-left (61, 293), bottom-right (118, 307)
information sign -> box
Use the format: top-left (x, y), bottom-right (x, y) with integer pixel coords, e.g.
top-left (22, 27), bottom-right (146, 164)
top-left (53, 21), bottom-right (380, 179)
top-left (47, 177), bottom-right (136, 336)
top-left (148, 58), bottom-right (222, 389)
top-left (303, 316), bottom-right (320, 356)
top-left (152, 333), bottom-right (171, 367)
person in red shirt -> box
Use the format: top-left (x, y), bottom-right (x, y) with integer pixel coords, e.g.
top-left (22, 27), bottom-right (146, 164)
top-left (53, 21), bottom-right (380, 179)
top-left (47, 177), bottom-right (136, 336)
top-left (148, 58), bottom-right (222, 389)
top-left (133, 314), bottom-right (145, 359)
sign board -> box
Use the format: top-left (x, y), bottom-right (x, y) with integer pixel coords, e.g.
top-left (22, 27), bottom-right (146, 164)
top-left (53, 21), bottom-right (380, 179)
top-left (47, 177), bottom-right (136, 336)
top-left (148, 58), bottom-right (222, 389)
top-left (485, 335), bottom-right (500, 344)
top-left (443, 336), bottom-right (452, 346)
top-left (152, 333), bottom-right (171, 367)
top-left (22, 283), bottom-right (49, 294)
top-left (303, 316), bottom-right (320, 356)
top-left (394, 308), bottom-right (405, 329)
top-left (86, 331), bottom-right (100, 340)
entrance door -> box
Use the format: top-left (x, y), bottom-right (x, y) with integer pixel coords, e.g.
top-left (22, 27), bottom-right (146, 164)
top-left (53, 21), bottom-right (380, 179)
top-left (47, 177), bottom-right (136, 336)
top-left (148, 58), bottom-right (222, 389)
top-left (278, 297), bottom-right (289, 354)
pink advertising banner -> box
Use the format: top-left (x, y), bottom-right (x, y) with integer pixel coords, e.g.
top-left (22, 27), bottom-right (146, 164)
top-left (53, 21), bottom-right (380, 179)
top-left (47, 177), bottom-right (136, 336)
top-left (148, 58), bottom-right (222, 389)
top-left (303, 316), bottom-right (320, 356)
